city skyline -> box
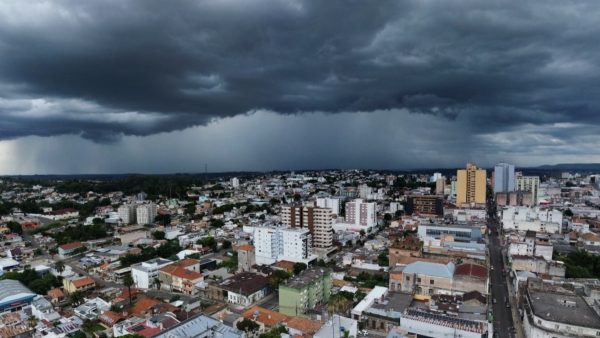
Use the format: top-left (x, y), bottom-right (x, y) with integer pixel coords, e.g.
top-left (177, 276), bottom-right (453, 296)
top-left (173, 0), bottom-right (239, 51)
top-left (2, 1), bottom-right (600, 173)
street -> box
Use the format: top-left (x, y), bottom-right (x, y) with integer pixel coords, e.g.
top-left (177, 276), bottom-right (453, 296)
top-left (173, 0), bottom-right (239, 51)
top-left (487, 200), bottom-right (516, 338)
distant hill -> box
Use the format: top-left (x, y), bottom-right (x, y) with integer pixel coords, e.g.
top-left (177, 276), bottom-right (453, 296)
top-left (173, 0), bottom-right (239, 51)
top-left (532, 163), bottom-right (600, 171)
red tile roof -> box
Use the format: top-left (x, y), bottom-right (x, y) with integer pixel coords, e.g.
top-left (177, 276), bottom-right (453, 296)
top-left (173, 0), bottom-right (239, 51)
top-left (59, 241), bottom-right (83, 250)
top-left (454, 263), bottom-right (487, 279)
top-left (160, 265), bottom-right (202, 280)
top-left (71, 277), bottom-right (95, 288)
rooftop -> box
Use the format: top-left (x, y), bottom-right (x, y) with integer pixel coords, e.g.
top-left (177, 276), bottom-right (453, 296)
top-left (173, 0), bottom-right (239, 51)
top-left (0, 280), bottom-right (35, 302)
top-left (219, 272), bottom-right (269, 296)
top-left (282, 268), bottom-right (330, 289)
top-left (402, 261), bottom-right (455, 279)
top-left (528, 290), bottom-right (600, 329)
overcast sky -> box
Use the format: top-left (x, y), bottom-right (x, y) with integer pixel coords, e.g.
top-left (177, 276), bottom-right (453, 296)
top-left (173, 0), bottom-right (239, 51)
top-left (1, 0), bottom-right (600, 174)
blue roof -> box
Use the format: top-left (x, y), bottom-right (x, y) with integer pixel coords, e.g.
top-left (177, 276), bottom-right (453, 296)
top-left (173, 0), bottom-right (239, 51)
top-left (402, 261), bottom-right (455, 279)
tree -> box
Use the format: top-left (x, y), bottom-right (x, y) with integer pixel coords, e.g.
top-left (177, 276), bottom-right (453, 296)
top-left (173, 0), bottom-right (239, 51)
top-left (210, 219), bottom-right (224, 228)
top-left (123, 274), bottom-right (134, 306)
top-left (152, 231), bottom-right (166, 240)
top-left (236, 318), bottom-right (260, 333)
top-left (359, 230), bottom-right (366, 237)
top-left (563, 208), bottom-right (574, 217)
top-left (377, 252), bottom-right (389, 267)
top-left (222, 240), bottom-right (232, 250)
top-left (197, 236), bottom-right (217, 251)
top-left (55, 261), bottom-right (65, 275)
top-left (6, 221), bottom-right (22, 235)
top-left (154, 277), bottom-right (162, 290)
top-left (69, 291), bottom-right (85, 306)
top-left (269, 270), bottom-right (291, 288)
top-left (293, 262), bottom-right (307, 275)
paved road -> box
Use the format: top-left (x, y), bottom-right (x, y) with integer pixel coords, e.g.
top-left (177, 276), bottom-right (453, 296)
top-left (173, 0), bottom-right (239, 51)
top-left (487, 201), bottom-right (516, 338)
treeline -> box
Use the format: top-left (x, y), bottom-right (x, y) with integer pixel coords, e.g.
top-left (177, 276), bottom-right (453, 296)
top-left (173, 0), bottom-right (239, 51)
top-left (119, 241), bottom-right (182, 267)
top-left (0, 197), bottom-right (111, 218)
top-left (1, 268), bottom-right (61, 294)
top-left (51, 223), bottom-right (110, 245)
top-left (557, 250), bottom-right (600, 278)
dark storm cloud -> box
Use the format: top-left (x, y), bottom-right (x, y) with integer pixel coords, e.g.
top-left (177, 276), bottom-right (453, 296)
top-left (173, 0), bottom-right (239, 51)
top-left (0, 0), bottom-right (599, 141)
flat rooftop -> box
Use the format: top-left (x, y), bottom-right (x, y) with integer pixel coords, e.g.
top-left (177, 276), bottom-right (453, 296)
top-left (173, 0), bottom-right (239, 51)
top-left (528, 290), bottom-right (600, 329)
top-left (283, 268), bottom-right (330, 289)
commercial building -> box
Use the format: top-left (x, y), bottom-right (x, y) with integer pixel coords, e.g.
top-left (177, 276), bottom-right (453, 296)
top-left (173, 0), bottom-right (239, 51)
top-left (401, 308), bottom-right (489, 338)
top-left (494, 163), bottom-right (515, 193)
top-left (418, 223), bottom-right (483, 242)
top-left (523, 289), bottom-right (600, 338)
top-left (0, 280), bottom-right (36, 313)
top-left (279, 268), bottom-right (332, 316)
top-left (456, 163), bottom-right (487, 206)
top-left (405, 195), bottom-right (444, 216)
top-left (152, 314), bottom-right (244, 338)
top-left (253, 227), bottom-right (314, 265)
top-left (516, 174), bottom-right (540, 204)
top-left (131, 258), bottom-right (173, 289)
top-left (118, 204), bottom-right (137, 225)
top-left (500, 206), bottom-right (563, 234)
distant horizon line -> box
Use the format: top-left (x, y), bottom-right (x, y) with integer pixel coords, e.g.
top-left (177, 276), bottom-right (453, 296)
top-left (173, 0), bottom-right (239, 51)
top-left (1, 162), bottom-right (599, 177)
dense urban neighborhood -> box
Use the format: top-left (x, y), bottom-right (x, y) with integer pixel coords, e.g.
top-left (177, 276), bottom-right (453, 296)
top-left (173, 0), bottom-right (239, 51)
top-left (0, 166), bottom-right (599, 337)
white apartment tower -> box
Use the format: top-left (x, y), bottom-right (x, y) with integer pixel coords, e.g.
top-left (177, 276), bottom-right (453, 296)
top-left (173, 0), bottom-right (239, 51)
top-left (345, 199), bottom-right (377, 227)
top-left (136, 203), bottom-right (157, 225)
top-left (494, 163), bottom-right (515, 193)
top-left (231, 177), bottom-right (240, 189)
top-left (253, 227), bottom-right (313, 265)
top-left (316, 197), bottom-right (341, 216)
top-left (118, 204), bottom-right (137, 225)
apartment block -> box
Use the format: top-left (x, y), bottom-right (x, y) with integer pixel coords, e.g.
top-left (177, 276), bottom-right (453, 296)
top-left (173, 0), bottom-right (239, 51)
top-left (279, 268), bottom-right (332, 316)
top-left (136, 203), bottom-right (157, 225)
top-left (345, 199), bottom-right (377, 227)
top-left (118, 204), bottom-right (137, 225)
top-left (456, 163), bottom-right (487, 206)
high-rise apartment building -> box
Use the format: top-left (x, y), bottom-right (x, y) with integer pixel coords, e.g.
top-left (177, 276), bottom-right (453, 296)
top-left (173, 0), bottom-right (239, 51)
top-left (315, 197), bottom-right (341, 216)
top-left (345, 199), bottom-right (377, 227)
top-left (494, 163), bottom-right (515, 193)
top-left (136, 203), bottom-right (157, 225)
top-left (253, 227), bottom-right (313, 265)
top-left (231, 177), bottom-right (240, 188)
top-left (118, 204), bottom-right (137, 225)
top-left (281, 205), bottom-right (333, 249)
top-left (456, 163), bottom-right (487, 206)
top-left (435, 177), bottom-right (445, 195)
top-left (516, 174), bottom-right (540, 204)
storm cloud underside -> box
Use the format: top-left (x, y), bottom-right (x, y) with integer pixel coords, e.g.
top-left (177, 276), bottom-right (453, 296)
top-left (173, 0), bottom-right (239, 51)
top-left (1, 0), bottom-right (600, 172)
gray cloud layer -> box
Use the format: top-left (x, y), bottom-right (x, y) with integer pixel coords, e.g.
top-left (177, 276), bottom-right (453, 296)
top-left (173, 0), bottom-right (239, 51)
top-left (1, 0), bottom-right (600, 143)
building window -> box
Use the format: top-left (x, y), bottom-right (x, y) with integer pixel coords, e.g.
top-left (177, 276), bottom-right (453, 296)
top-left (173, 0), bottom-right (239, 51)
top-left (430, 280), bottom-right (434, 285)
top-left (406, 276), bottom-right (410, 281)
top-left (417, 278), bottom-right (421, 283)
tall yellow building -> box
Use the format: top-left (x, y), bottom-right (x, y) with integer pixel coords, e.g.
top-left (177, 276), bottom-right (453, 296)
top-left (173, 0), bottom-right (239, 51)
top-left (456, 163), bottom-right (487, 206)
